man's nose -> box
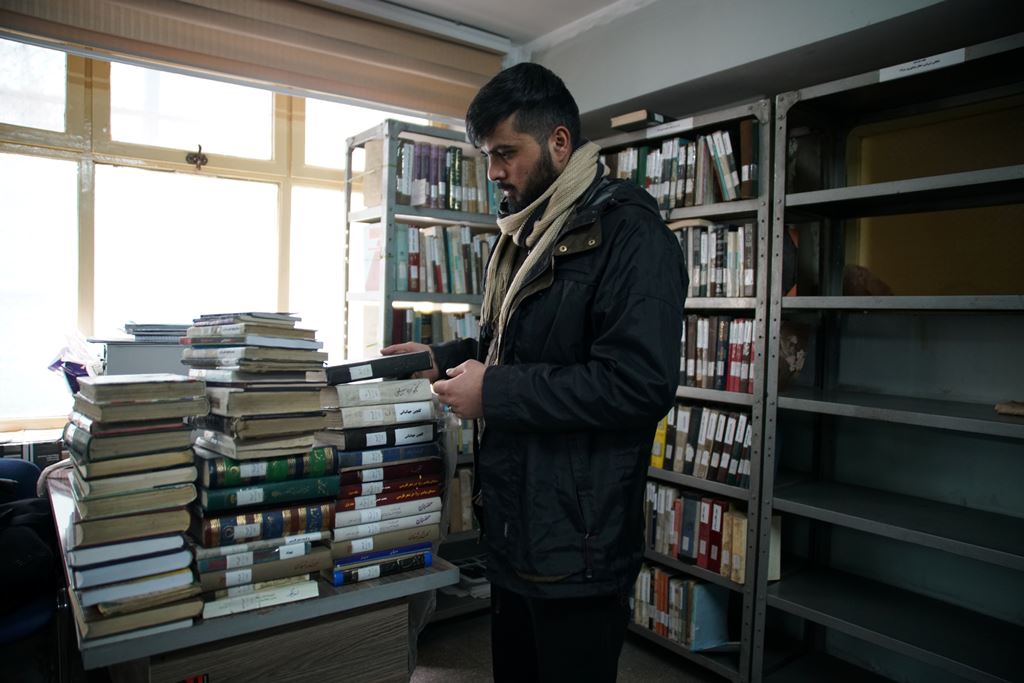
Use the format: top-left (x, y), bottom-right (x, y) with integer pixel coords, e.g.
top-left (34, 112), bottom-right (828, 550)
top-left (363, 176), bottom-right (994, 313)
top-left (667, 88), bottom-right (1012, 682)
top-left (487, 159), bottom-right (504, 182)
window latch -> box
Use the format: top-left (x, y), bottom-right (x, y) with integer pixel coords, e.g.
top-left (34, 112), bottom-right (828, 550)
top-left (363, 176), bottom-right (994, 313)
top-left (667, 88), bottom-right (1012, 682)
top-left (186, 144), bottom-right (208, 171)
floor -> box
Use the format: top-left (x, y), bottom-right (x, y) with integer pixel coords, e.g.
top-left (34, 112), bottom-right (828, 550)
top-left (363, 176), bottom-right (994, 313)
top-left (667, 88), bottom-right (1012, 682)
top-left (412, 609), bottom-right (720, 683)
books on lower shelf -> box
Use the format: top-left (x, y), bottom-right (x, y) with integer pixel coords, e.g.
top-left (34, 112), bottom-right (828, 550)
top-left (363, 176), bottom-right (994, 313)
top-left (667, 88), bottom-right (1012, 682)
top-left (651, 404), bottom-right (752, 487)
top-left (392, 223), bottom-right (497, 295)
top-left (644, 482), bottom-right (748, 585)
top-left (633, 564), bottom-right (733, 652)
top-left (391, 309), bottom-right (479, 346)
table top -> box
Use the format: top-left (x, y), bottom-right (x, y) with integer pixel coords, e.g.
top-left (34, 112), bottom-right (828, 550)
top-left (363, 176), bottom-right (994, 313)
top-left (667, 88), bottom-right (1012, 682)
top-left (47, 468), bottom-right (459, 669)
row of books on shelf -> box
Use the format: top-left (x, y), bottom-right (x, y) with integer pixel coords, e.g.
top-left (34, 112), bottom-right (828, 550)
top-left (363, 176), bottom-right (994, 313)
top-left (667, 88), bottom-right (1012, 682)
top-left (390, 309), bottom-right (478, 346)
top-left (680, 316), bottom-right (755, 394)
top-left (55, 313), bottom-right (447, 645)
top-left (652, 405), bottom-right (753, 487)
top-left (601, 120), bottom-right (758, 210)
top-left (393, 223), bottom-right (497, 295)
top-left (632, 566), bottom-right (732, 651)
top-left (645, 482), bottom-right (751, 585)
top-left (391, 140), bottom-right (499, 214)
top-left (673, 222), bottom-right (756, 299)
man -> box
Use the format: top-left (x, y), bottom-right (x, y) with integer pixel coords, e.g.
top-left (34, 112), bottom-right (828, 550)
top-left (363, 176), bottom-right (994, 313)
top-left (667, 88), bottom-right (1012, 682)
top-left (382, 62), bottom-right (687, 682)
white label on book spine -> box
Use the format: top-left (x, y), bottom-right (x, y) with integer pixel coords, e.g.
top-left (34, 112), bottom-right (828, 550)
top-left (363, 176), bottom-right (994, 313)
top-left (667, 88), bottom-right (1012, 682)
top-left (237, 487), bottom-right (264, 505)
top-left (239, 461), bottom-right (268, 478)
top-left (361, 481), bottom-right (384, 495)
top-left (358, 387), bottom-right (382, 402)
top-left (233, 523), bottom-right (260, 540)
top-left (351, 537), bottom-right (374, 553)
top-left (279, 544), bottom-right (307, 559)
top-left (366, 431), bottom-right (387, 447)
top-left (361, 407), bottom-right (386, 423)
top-left (225, 568), bottom-right (252, 587)
top-left (357, 522), bottom-right (382, 536)
top-left (226, 583), bottom-right (256, 598)
top-left (361, 450), bottom-right (384, 465)
top-left (360, 507), bottom-right (384, 524)
top-left (356, 565), bottom-right (381, 582)
top-left (394, 401), bottom-right (427, 423)
top-left (285, 532), bottom-right (321, 544)
top-left (226, 552), bottom-right (254, 569)
top-left (879, 48), bottom-right (964, 82)
top-left (395, 425), bottom-right (430, 443)
top-left (362, 467), bottom-right (384, 482)
top-left (350, 364), bottom-right (373, 380)
top-left (354, 494), bottom-right (377, 510)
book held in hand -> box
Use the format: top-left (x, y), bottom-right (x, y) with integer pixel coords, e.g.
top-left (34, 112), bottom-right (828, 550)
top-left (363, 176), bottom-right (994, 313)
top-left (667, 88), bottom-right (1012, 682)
top-left (326, 351), bottom-right (433, 385)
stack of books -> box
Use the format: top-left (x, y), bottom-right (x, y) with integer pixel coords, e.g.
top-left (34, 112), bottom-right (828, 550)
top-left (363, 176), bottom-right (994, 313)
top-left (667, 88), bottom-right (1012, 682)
top-left (315, 353), bottom-right (443, 586)
top-left (58, 373), bottom-right (210, 644)
top-left (181, 312), bottom-right (335, 617)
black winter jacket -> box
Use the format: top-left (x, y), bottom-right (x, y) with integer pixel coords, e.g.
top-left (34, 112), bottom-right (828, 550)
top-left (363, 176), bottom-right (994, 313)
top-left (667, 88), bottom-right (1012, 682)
top-left (433, 172), bottom-right (687, 598)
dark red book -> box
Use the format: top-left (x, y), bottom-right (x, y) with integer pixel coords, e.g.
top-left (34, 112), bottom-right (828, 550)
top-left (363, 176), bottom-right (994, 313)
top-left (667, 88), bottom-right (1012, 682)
top-left (335, 485), bottom-right (442, 512)
top-left (337, 475), bottom-right (442, 500)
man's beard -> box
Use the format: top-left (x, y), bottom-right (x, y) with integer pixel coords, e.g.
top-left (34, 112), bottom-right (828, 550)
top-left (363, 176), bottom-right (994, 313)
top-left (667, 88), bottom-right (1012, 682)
top-left (505, 147), bottom-right (559, 213)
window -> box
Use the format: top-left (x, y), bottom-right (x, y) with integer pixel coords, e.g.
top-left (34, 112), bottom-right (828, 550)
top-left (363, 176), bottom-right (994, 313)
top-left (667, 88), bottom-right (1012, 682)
top-left (110, 63), bottom-right (273, 159)
top-left (93, 166), bottom-right (279, 337)
top-left (0, 153), bottom-right (79, 418)
top-left (304, 98), bottom-right (426, 170)
top-left (0, 39), bottom-right (66, 132)
top-left (0, 46), bottom-right (435, 426)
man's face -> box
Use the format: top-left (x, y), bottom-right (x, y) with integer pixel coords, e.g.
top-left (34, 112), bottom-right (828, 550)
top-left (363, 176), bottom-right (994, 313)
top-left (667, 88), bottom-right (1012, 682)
top-left (478, 115), bottom-right (560, 213)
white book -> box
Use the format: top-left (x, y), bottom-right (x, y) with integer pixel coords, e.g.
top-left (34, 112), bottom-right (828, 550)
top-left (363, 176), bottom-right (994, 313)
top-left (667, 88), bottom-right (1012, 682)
top-left (78, 567), bottom-right (194, 607)
top-left (73, 548), bottom-right (193, 589)
top-left (333, 511), bottom-right (442, 542)
top-left (67, 534), bottom-right (186, 568)
top-left (333, 496), bottom-right (442, 529)
top-left (336, 400), bottom-right (434, 429)
top-left (185, 335), bottom-right (322, 350)
top-left (202, 578), bottom-right (319, 619)
top-left (192, 531), bottom-right (330, 561)
top-left (320, 379), bottom-right (432, 409)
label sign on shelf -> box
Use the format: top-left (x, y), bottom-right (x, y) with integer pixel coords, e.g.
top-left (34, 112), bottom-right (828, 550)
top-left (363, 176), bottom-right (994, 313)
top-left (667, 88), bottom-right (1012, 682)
top-left (879, 48), bottom-right (965, 82)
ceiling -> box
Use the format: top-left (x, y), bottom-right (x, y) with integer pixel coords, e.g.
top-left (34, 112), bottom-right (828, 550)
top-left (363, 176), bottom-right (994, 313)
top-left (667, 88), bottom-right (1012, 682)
top-left (384, 0), bottom-right (623, 45)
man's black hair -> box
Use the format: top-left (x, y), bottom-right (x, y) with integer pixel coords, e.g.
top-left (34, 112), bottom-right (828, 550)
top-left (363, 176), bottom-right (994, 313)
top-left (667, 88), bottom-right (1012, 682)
top-left (466, 63), bottom-right (581, 149)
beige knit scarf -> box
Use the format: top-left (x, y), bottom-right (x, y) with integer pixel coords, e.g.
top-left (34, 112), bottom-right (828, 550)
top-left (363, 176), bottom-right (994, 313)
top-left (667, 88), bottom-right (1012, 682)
top-left (481, 141), bottom-right (603, 366)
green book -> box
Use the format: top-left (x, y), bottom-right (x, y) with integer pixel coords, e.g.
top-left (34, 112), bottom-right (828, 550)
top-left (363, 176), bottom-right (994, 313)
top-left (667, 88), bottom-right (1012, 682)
top-left (199, 475), bottom-right (340, 512)
top-left (199, 446), bottom-right (336, 489)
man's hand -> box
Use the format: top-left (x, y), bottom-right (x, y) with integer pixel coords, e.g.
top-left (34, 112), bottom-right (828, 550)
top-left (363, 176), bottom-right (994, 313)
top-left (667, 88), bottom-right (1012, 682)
top-left (380, 342), bottom-right (439, 382)
top-left (433, 360), bottom-right (485, 419)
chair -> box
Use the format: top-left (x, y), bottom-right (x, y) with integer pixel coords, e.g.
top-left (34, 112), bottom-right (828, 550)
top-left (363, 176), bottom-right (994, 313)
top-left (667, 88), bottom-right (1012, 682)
top-left (0, 457), bottom-right (67, 682)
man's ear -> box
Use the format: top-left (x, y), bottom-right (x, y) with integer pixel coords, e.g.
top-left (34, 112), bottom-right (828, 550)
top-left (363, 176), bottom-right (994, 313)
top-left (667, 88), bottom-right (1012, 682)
top-left (549, 125), bottom-right (573, 169)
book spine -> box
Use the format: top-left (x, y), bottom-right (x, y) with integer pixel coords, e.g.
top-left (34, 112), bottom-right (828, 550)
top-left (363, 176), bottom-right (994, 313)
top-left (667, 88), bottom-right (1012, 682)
top-left (332, 540), bottom-right (433, 568)
top-left (338, 457), bottom-right (442, 484)
top-left (332, 511), bottom-right (442, 542)
top-left (202, 475), bottom-right (340, 512)
top-left (338, 474), bottom-right (442, 499)
top-left (335, 485), bottom-right (441, 512)
top-left (199, 548), bottom-right (332, 591)
top-left (206, 446), bottom-right (336, 489)
top-left (201, 502), bottom-right (334, 548)
top-left (324, 551), bottom-right (430, 586)
top-left (331, 524), bottom-right (440, 560)
top-left (196, 541), bottom-right (311, 573)
top-left (201, 579), bottom-right (319, 619)
top-left (333, 496), bottom-right (442, 529)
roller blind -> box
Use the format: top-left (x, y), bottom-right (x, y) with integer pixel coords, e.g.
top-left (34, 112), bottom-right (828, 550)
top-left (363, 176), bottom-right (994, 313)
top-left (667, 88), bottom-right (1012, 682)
top-left (0, 0), bottom-right (504, 118)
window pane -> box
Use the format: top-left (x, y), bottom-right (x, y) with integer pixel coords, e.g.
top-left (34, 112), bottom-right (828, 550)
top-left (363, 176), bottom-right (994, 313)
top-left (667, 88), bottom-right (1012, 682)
top-left (0, 153), bottom-right (78, 419)
top-left (0, 38), bottom-right (66, 132)
top-left (304, 99), bottom-right (426, 170)
top-left (94, 166), bottom-right (278, 337)
top-left (110, 63), bottom-right (273, 159)
top-left (289, 185), bottom-right (346, 362)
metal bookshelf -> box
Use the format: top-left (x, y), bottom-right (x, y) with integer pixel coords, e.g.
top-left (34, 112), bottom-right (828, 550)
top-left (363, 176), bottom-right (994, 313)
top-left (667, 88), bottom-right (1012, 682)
top-left (343, 119), bottom-right (498, 358)
top-left (754, 32), bottom-right (1024, 682)
top-left (596, 97), bottom-right (773, 683)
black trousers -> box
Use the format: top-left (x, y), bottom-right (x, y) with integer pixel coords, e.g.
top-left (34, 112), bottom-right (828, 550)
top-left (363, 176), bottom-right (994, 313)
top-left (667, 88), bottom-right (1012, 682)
top-left (490, 583), bottom-right (631, 683)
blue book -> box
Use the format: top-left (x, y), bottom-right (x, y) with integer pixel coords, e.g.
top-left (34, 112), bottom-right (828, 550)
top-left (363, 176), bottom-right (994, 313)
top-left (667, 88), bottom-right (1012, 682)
top-left (323, 550), bottom-right (432, 586)
top-left (679, 493), bottom-right (700, 560)
top-left (332, 541), bottom-right (433, 568)
top-left (334, 442), bottom-right (440, 470)
top-left (687, 581), bottom-right (730, 651)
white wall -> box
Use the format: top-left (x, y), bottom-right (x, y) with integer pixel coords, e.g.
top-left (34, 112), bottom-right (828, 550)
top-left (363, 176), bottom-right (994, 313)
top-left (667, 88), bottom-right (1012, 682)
top-left (532, 0), bottom-right (941, 114)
